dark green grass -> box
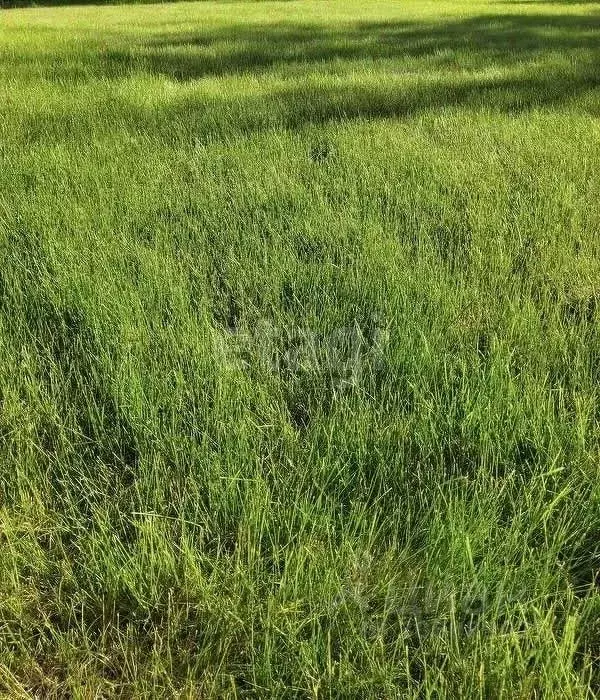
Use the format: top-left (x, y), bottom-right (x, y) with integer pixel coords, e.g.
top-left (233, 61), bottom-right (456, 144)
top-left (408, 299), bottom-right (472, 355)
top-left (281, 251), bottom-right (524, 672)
top-left (1, 0), bottom-right (600, 696)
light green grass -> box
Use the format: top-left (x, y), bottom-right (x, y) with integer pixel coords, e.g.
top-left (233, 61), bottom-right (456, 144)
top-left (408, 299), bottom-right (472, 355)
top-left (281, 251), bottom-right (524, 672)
top-left (1, 0), bottom-right (600, 696)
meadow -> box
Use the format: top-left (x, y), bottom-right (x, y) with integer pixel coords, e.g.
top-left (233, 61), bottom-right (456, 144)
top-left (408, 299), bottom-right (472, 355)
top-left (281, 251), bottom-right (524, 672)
top-left (1, 0), bottom-right (600, 696)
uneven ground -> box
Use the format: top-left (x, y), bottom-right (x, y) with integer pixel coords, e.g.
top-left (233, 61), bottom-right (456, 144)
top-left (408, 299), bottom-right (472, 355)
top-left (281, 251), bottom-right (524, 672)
top-left (1, 0), bottom-right (600, 696)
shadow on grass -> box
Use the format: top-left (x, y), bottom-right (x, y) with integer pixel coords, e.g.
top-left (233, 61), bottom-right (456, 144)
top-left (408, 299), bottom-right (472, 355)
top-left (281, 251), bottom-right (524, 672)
top-left (5, 13), bottom-right (600, 78)
top-left (134, 13), bottom-right (600, 81)
top-left (6, 12), bottom-right (600, 142)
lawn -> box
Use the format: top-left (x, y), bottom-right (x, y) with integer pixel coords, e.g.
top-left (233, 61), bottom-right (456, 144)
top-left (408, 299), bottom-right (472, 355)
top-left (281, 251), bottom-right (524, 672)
top-left (1, 0), bottom-right (600, 696)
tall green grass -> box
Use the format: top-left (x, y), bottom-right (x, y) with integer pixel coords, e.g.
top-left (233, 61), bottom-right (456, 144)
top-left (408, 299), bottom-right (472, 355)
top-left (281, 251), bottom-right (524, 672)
top-left (1, 0), bottom-right (600, 696)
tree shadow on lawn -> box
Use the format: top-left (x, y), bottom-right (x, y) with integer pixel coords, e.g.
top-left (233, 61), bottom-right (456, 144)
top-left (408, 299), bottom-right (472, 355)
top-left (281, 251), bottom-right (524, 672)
top-left (19, 65), bottom-right (600, 147)
top-left (9, 12), bottom-right (600, 143)
top-left (6, 12), bottom-right (600, 81)
top-left (131, 13), bottom-right (600, 81)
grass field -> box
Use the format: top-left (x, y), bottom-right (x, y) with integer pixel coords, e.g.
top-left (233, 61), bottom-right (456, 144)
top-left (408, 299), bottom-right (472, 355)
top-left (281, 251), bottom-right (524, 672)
top-left (1, 0), bottom-right (600, 696)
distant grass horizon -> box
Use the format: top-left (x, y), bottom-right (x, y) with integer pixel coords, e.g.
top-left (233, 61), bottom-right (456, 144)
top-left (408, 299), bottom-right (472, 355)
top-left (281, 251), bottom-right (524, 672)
top-left (2, 0), bottom-right (282, 8)
top-left (1, 0), bottom-right (600, 696)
